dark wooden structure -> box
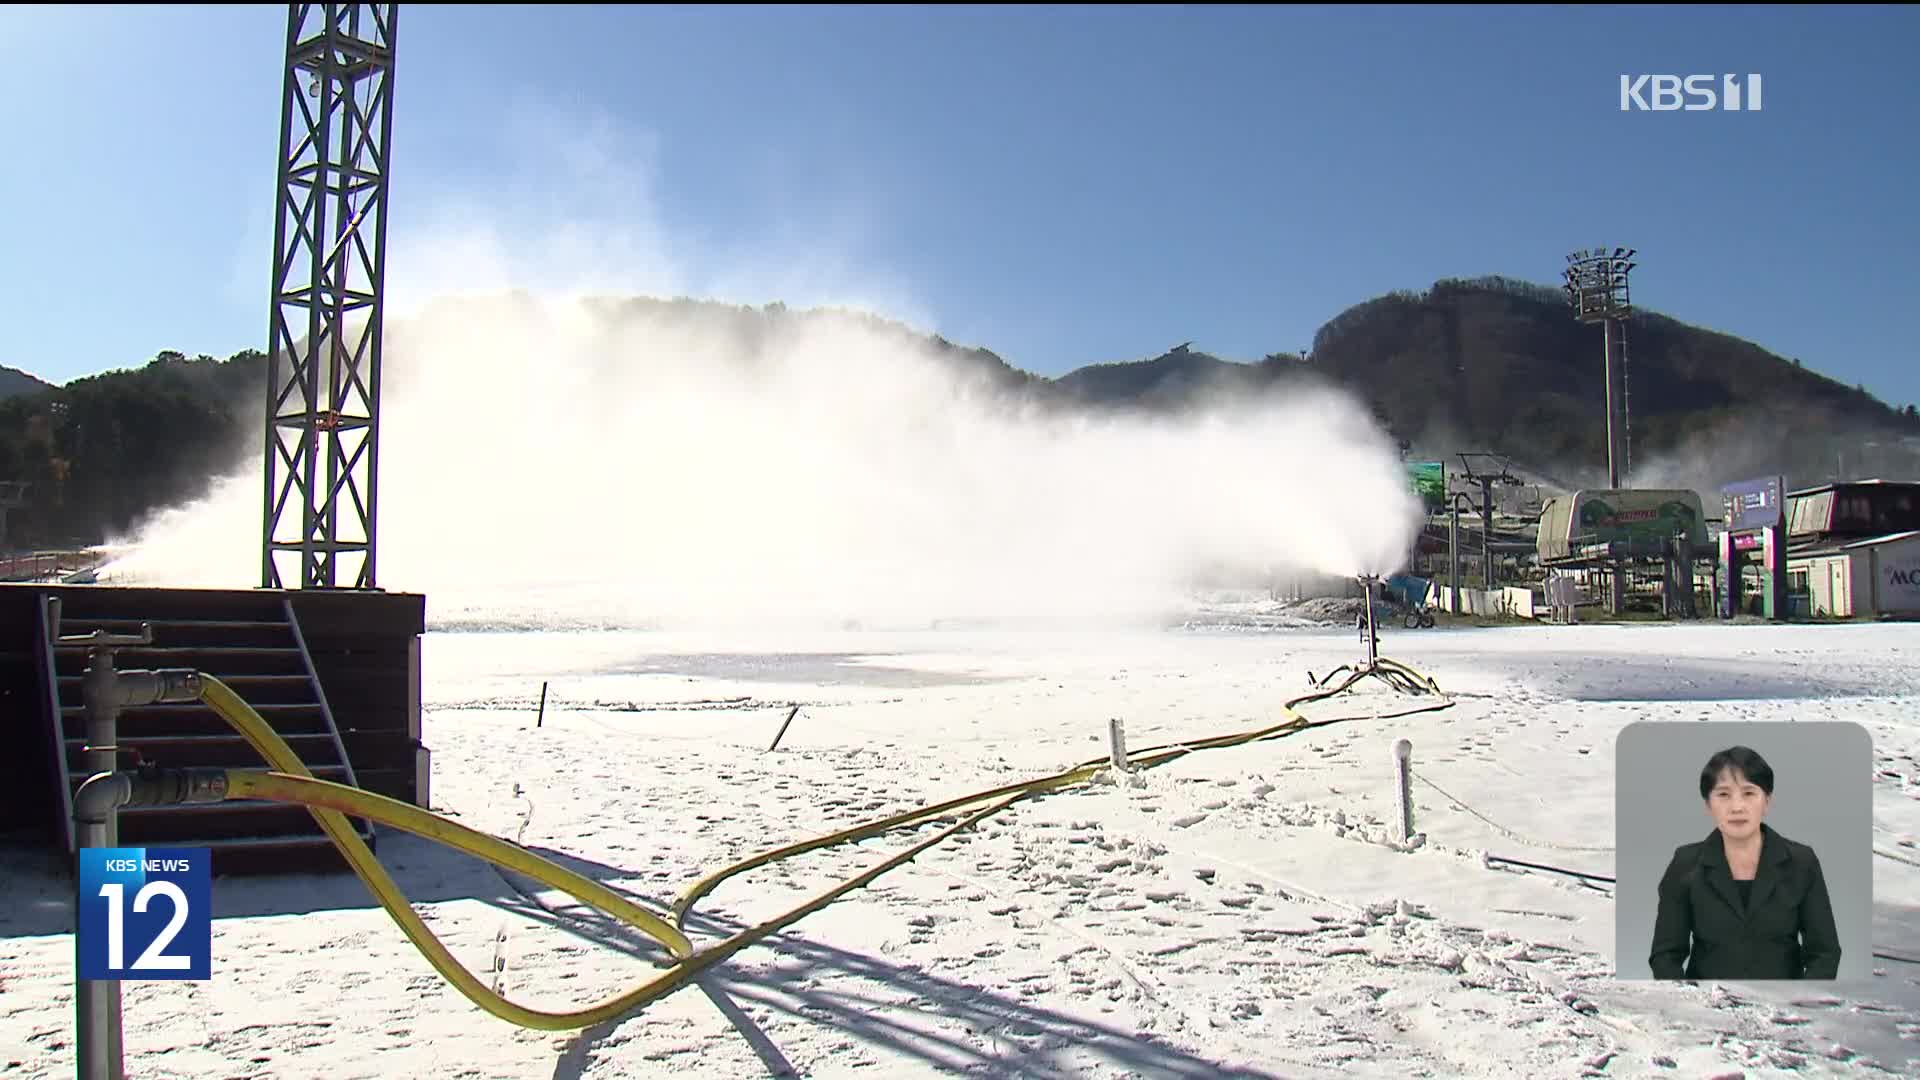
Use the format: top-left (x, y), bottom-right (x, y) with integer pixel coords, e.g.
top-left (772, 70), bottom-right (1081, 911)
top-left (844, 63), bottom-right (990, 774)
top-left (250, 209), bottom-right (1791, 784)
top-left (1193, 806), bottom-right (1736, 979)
top-left (0, 584), bottom-right (426, 875)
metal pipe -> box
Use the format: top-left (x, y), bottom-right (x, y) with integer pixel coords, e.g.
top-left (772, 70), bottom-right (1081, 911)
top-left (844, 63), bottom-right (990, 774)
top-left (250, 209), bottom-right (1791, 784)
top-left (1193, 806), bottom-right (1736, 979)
top-left (1448, 493), bottom-right (1475, 614)
top-left (1604, 319), bottom-right (1628, 615)
top-left (76, 644), bottom-right (123, 1080)
top-left (74, 762), bottom-right (226, 1080)
top-left (79, 769), bottom-right (230, 816)
top-left (66, 619), bottom-right (193, 1080)
top-left (1358, 575), bottom-right (1380, 669)
top-left (1449, 502), bottom-right (1459, 613)
top-left (1604, 319), bottom-right (1624, 491)
top-left (1476, 478), bottom-right (1493, 592)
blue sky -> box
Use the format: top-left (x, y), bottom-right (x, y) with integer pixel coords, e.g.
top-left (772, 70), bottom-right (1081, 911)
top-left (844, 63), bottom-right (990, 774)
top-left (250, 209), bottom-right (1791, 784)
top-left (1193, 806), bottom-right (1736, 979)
top-left (3, 4), bottom-right (1916, 407)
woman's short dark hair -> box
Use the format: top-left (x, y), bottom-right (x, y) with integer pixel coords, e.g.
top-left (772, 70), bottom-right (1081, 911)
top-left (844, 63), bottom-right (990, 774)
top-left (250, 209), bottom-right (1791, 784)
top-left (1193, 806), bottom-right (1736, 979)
top-left (1699, 746), bottom-right (1775, 800)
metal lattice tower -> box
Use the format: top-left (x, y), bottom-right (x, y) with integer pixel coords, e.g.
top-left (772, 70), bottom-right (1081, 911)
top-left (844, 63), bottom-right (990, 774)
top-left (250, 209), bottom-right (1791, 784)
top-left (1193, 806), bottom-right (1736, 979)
top-left (262, 3), bottom-right (397, 590)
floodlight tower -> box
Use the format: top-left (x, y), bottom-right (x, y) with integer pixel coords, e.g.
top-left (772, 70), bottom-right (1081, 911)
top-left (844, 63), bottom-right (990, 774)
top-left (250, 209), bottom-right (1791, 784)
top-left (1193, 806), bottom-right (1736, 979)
top-left (1562, 248), bottom-right (1636, 490)
top-left (1563, 247), bottom-right (1637, 614)
top-left (262, 4), bottom-right (398, 589)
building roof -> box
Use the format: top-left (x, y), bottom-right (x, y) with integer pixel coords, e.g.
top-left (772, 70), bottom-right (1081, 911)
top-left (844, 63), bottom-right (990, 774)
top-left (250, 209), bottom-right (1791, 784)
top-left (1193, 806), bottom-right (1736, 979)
top-left (1843, 529), bottom-right (1920, 551)
top-left (1789, 529), bottom-right (1920, 559)
top-left (1786, 478), bottom-right (1920, 498)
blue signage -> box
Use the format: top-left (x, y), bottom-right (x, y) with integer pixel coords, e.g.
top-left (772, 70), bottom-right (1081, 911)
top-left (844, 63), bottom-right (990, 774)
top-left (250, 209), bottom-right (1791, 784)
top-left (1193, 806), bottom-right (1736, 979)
top-left (78, 847), bottom-right (213, 981)
top-left (1721, 475), bottom-right (1785, 533)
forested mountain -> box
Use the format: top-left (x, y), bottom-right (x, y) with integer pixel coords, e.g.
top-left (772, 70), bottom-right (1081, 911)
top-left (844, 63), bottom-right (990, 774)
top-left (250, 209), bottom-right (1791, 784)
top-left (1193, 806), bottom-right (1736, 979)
top-left (0, 351), bottom-right (265, 547)
top-left (0, 366), bottom-right (53, 401)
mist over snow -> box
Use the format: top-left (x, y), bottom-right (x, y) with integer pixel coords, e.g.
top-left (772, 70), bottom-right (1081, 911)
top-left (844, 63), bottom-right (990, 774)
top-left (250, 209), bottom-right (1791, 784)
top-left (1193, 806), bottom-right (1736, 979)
top-left (100, 296), bottom-right (1423, 628)
top-left (96, 99), bottom-right (1423, 628)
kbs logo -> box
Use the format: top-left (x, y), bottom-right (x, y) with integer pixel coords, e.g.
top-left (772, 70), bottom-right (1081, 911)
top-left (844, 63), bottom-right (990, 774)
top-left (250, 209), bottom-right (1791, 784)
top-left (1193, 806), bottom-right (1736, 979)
top-left (1620, 74), bottom-right (1763, 112)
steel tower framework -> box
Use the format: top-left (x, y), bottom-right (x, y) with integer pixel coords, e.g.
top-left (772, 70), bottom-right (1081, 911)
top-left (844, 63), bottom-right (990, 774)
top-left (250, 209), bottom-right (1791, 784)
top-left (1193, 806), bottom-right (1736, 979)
top-left (262, 3), bottom-right (397, 589)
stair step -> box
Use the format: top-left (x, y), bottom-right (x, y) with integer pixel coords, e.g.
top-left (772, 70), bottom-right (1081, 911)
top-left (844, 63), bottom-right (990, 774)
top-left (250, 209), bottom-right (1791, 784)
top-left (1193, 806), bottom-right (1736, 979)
top-left (63, 733), bottom-right (337, 748)
top-left (50, 619), bottom-right (296, 650)
top-left (58, 710), bottom-right (334, 741)
top-left (118, 798), bottom-right (327, 815)
top-left (62, 702), bottom-right (326, 715)
top-left (53, 655), bottom-right (313, 679)
top-left (56, 673), bottom-right (311, 684)
top-left (52, 646), bottom-right (303, 658)
top-left (69, 764), bottom-right (352, 786)
top-left (111, 801), bottom-right (373, 846)
top-left (54, 618), bottom-right (291, 631)
top-left (147, 831), bottom-right (370, 852)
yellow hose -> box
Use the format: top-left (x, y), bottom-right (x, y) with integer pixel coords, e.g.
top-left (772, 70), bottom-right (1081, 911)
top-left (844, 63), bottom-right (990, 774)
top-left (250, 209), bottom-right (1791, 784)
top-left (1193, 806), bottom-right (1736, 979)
top-left (195, 658), bottom-right (1449, 1032)
top-left (229, 766), bottom-right (1025, 1013)
top-left (202, 676), bottom-right (695, 1030)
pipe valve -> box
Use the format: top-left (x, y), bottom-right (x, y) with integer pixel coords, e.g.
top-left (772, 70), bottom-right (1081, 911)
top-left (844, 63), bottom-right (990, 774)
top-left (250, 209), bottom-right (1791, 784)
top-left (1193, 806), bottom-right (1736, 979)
top-left (114, 669), bottom-right (204, 707)
top-left (74, 767), bottom-right (232, 824)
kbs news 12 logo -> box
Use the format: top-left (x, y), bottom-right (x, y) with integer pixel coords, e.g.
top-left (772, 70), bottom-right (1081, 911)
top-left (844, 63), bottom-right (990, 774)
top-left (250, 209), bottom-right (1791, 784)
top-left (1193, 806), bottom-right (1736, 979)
top-left (1620, 74), bottom-right (1763, 112)
top-left (78, 847), bottom-right (213, 980)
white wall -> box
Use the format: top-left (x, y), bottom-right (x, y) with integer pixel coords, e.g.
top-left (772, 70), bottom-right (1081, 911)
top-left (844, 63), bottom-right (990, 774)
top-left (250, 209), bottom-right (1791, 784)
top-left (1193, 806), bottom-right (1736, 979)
top-left (1504, 586), bottom-right (1538, 620)
top-left (1436, 585), bottom-right (1539, 618)
top-left (1803, 555), bottom-right (1850, 618)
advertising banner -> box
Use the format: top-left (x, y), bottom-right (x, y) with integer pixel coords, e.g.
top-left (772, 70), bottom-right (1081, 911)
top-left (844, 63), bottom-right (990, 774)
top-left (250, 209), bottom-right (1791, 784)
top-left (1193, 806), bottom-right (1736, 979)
top-left (1569, 489), bottom-right (1707, 548)
top-left (1408, 462), bottom-right (1446, 511)
top-left (1878, 543), bottom-right (1920, 614)
top-left (1721, 475), bottom-right (1786, 533)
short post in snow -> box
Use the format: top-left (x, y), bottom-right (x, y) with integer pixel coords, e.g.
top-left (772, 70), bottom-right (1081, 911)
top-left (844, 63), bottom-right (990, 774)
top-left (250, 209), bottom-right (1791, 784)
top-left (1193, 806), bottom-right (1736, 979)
top-left (1392, 738), bottom-right (1415, 844)
top-left (766, 705), bottom-right (802, 753)
top-left (1108, 717), bottom-right (1132, 773)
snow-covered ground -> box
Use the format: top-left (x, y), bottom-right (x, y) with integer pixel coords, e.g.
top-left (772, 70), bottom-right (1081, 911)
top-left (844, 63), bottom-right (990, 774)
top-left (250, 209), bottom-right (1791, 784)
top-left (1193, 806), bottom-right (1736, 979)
top-left (5, 616), bottom-right (1920, 1078)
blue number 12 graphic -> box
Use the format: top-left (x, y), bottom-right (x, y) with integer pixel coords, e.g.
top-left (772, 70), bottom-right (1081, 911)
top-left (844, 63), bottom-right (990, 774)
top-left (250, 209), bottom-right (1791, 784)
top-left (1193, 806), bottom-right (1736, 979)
top-left (79, 848), bottom-right (212, 981)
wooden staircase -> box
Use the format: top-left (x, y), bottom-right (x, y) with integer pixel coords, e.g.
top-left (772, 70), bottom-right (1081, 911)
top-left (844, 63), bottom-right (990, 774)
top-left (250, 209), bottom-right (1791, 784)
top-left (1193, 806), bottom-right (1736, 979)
top-left (42, 589), bottom-right (374, 873)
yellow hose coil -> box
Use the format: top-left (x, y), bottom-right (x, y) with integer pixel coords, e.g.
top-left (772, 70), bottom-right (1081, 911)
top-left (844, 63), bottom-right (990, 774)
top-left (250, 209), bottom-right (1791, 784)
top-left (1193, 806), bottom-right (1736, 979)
top-left (197, 658), bottom-right (1449, 1032)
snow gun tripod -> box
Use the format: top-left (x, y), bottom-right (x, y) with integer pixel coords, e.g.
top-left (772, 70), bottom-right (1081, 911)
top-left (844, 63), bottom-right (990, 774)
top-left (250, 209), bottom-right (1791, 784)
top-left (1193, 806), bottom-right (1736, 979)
top-left (1306, 574), bottom-right (1444, 698)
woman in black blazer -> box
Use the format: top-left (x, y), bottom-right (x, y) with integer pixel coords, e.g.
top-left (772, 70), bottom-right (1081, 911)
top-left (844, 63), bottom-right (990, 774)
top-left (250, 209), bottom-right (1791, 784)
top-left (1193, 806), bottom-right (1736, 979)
top-left (1648, 746), bottom-right (1842, 980)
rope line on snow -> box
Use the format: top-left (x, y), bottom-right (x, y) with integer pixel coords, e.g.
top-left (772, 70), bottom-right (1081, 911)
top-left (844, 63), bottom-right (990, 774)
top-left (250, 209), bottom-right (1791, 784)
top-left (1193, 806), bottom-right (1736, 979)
top-left (1482, 852), bottom-right (1614, 884)
top-left (1411, 771), bottom-right (1616, 854)
top-left (188, 658), bottom-right (1454, 1031)
top-left (1874, 846), bottom-right (1920, 869)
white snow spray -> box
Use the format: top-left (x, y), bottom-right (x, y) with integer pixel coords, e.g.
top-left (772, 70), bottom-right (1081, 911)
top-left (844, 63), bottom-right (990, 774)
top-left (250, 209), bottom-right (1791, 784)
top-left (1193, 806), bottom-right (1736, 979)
top-left (99, 296), bottom-right (1423, 630)
top-left (94, 101), bottom-right (1423, 629)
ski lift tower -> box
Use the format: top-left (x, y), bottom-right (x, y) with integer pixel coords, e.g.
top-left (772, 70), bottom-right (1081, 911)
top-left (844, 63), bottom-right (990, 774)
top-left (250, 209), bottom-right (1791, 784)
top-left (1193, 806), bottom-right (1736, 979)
top-left (1455, 453), bottom-right (1522, 593)
top-left (262, 4), bottom-right (398, 589)
top-left (1563, 247), bottom-right (1637, 614)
